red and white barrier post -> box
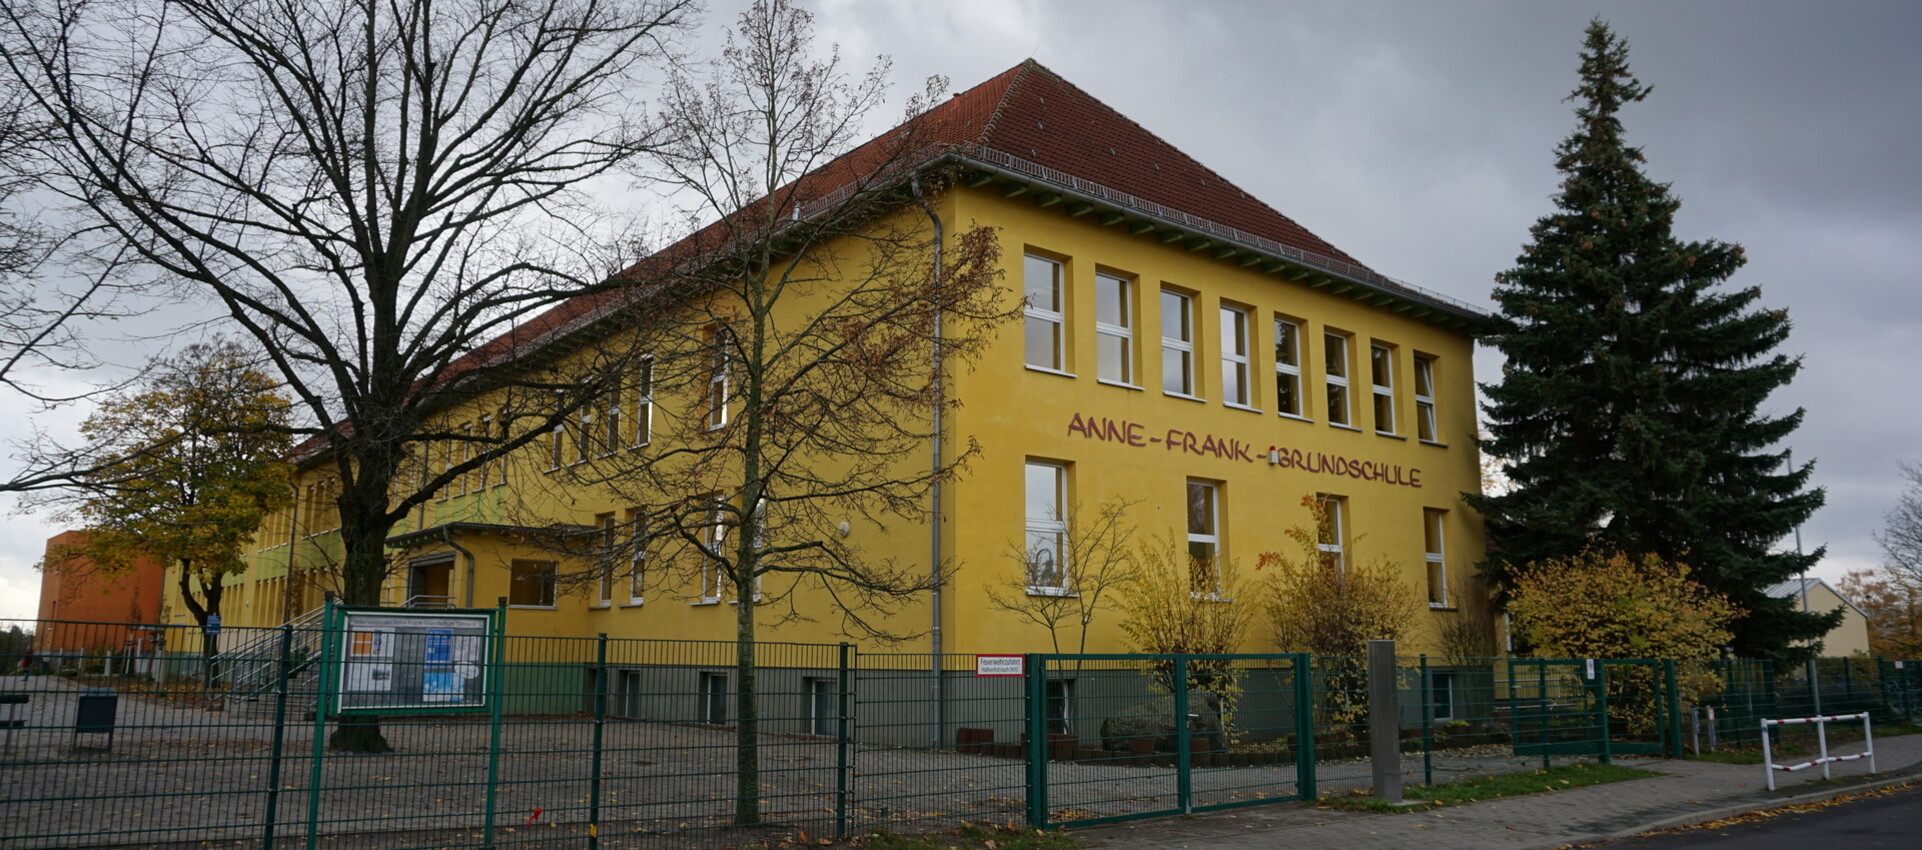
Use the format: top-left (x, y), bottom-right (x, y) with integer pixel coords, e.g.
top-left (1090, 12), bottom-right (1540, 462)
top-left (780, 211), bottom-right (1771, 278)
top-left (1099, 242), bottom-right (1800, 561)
top-left (1760, 712), bottom-right (1875, 791)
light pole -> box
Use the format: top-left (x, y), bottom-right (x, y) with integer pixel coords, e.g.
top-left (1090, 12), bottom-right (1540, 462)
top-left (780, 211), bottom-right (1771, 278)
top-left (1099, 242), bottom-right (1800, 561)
top-left (1789, 449), bottom-right (1820, 715)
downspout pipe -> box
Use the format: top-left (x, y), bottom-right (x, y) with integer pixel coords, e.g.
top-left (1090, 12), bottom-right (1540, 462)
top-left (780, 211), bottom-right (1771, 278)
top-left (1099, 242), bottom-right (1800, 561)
top-left (443, 526), bottom-right (477, 609)
top-left (911, 176), bottom-right (945, 748)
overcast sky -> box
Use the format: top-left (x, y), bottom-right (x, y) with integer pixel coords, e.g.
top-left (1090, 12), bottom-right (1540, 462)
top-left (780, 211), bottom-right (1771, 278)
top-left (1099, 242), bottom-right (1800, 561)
top-left (3, 0), bottom-right (1917, 620)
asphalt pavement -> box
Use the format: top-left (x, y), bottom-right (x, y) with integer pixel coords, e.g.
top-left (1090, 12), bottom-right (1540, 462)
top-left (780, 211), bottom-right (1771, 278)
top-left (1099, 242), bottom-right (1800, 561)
top-left (1605, 782), bottom-right (1922, 848)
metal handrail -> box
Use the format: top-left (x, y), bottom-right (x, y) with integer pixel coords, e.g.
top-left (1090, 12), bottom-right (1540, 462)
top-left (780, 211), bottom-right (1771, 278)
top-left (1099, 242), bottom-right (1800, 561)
top-left (215, 607), bottom-right (327, 697)
top-left (402, 595), bottom-right (456, 609)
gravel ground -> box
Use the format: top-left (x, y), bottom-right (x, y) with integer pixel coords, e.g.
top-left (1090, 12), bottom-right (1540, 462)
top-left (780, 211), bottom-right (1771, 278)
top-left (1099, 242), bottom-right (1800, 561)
top-left (0, 675), bottom-right (1623, 849)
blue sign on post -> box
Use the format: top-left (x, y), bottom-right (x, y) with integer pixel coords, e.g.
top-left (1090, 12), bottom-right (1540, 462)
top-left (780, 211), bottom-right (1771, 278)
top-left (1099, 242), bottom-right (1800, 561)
top-left (204, 615), bottom-right (221, 635)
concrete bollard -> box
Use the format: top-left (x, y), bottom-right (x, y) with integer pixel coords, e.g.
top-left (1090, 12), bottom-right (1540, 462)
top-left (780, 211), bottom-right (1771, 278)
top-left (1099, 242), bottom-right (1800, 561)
top-left (1369, 639), bottom-right (1403, 803)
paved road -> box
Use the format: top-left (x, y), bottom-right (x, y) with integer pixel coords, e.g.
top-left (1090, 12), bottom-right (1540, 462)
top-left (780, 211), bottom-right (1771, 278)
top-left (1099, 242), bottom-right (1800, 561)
top-left (1606, 782), bottom-right (1922, 849)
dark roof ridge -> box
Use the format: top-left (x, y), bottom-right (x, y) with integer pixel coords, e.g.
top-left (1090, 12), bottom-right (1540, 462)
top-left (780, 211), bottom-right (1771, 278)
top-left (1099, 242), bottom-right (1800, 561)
top-left (971, 58), bottom-right (1039, 148)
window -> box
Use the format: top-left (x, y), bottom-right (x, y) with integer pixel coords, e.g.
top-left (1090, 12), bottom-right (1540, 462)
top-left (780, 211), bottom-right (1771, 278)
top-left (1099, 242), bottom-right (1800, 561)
top-left (476, 416), bottom-right (492, 490)
top-left (576, 399), bottom-right (594, 463)
top-left (1414, 355), bottom-right (1438, 442)
top-left (617, 670), bottom-right (642, 719)
top-left (493, 415), bottom-right (510, 488)
top-left (633, 357), bottom-right (654, 448)
top-left (1220, 306), bottom-right (1251, 407)
top-left (1324, 333), bottom-right (1351, 426)
top-left (603, 380), bottom-right (622, 457)
top-left (626, 508), bottom-right (646, 604)
top-left (1428, 672), bottom-right (1456, 722)
top-left (698, 497), bottom-right (727, 603)
top-left (1274, 318), bottom-right (1304, 417)
top-left (701, 672), bottom-right (728, 724)
top-left (436, 435), bottom-right (453, 500)
top-left (509, 560), bottom-right (557, 607)
top-left (1025, 462), bottom-right (1068, 592)
top-left (1094, 272), bottom-right (1134, 384)
top-left (1425, 509), bottom-right (1448, 608)
top-left (459, 422), bottom-right (474, 493)
top-left (1186, 480), bottom-right (1220, 594)
top-left (1161, 289), bottom-right (1195, 396)
top-left (548, 392), bottom-right (566, 469)
top-left (706, 327), bottom-right (732, 430)
top-left (807, 678), bottom-right (837, 737)
top-left (1024, 254), bottom-right (1065, 371)
top-left (1371, 343), bottom-right (1397, 435)
top-left (1316, 495), bottom-right (1345, 572)
top-left (595, 513), bottom-right (616, 606)
top-left (1045, 679), bottom-right (1075, 735)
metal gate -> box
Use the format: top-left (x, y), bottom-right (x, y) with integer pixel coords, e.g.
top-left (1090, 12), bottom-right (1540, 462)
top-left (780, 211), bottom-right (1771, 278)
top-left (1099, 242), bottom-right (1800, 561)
top-left (1510, 658), bottom-right (1676, 759)
top-left (1027, 653), bottom-right (1312, 828)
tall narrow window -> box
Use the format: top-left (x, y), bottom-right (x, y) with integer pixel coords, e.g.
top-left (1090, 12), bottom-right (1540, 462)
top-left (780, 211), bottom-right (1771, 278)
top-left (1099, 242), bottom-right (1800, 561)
top-left (1187, 480), bottom-right (1220, 594)
top-left (626, 508), bottom-right (646, 603)
top-left (603, 379), bottom-right (622, 457)
top-left (595, 513), bottom-right (616, 606)
top-left (699, 497), bottom-right (727, 602)
top-left (1025, 462), bottom-right (1068, 591)
top-left (576, 403), bottom-right (594, 464)
top-left (1094, 272), bottom-right (1133, 384)
top-left (476, 416), bottom-right (492, 490)
top-left (1024, 254), bottom-right (1065, 370)
top-left (548, 392), bottom-right (565, 469)
top-left (1220, 306), bottom-right (1251, 407)
top-left (494, 415), bottom-right (511, 488)
top-left (701, 672), bottom-right (728, 724)
top-left (1161, 290), bottom-right (1195, 396)
top-left (1316, 495), bottom-right (1346, 572)
top-left (1371, 343), bottom-right (1397, 435)
top-left (633, 357), bottom-right (655, 448)
top-left (808, 678), bottom-right (837, 736)
top-left (1274, 318), bottom-right (1304, 417)
top-left (1324, 333), bottom-right (1351, 426)
top-left (1414, 355), bottom-right (1438, 442)
top-left (1425, 509), bottom-right (1448, 607)
top-left (706, 327), bottom-right (732, 430)
top-left (459, 423), bottom-right (474, 493)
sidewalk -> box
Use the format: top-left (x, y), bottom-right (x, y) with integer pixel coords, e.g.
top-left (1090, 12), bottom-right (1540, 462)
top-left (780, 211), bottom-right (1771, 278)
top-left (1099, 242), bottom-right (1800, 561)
top-left (1078, 734), bottom-right (1922, 850)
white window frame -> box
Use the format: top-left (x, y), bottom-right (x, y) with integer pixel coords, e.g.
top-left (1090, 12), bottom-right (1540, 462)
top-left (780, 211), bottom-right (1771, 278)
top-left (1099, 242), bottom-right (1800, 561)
top-left (576, 401), bottom-right (594, 464)
top-left (459, 422), bottom-right (474, 494)
top-left (1324, 332), bottom-right (1352, 427)
top-left (807, 677), bottom-right (837, 737)
top-left (476, 416), bottom-right (492, 490)
top-left (633, 357), bottom-right (655, 448)
top-left (1094, 272), bottom-right (1134, 385)
top-left (706, 327), bottom-right (732, 430)
top-left (625, 509), bottom-right (646, 605)
top-left (1414, 356), bottom-right (1438, 442)
top-left (1187, 479), bottom-right (1221, 596)
top-left (696, 497), bottom-right (727, 604)
top-left (1025, 461), bottom-right (1069, 594)
top-left (1425, 509), bottom-right (1448, 608)
top-left (593, 513), bottom-right (616, 607)
top-left (603, 381), bottom-right (622, 458)
top-left (493, 414), bottom-right (510, 488)
top-left (1371, 343), bottom-right (1397, 435)
top-left (1274, 318), bottom-right (1305, 418)
top-left (1221, 306), bottom-right (1252, 409)
top-left (1317, 495), bottom-right (1346, 572)
top-left (1429, 671), bottom-right (1456, 722)
top-left (701, 672), bottom-right (728, 724)
top-left (1161, 289), bottom-right (1197, 398)
top-left (434, 437), bottom-right (451, 501)
top-left (1024, 254), bottom-right (1066, 372)
top-left (548, 391), bottom-right (566, 470)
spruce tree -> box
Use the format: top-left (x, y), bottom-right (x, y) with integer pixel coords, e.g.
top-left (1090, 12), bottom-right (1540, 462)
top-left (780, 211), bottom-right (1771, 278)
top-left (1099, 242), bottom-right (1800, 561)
top-left (1472, 20), bottom-right (1833, 662)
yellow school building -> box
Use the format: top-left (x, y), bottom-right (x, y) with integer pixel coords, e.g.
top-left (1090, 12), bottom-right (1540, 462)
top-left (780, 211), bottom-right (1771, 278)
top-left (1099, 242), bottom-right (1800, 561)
top-left (163, 60), bottom-right (1497, 659)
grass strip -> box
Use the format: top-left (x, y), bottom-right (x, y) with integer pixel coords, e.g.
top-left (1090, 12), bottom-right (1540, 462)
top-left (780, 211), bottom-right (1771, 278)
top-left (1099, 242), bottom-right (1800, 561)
top-left (1318, 762), bottom-right (1661, 813)
top-left (853, 823), bottom-right (1081, 849)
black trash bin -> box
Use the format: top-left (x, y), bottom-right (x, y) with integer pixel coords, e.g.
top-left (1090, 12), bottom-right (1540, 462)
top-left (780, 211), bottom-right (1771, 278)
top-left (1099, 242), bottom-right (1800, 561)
top-left (74, 687), bottom-right (117, 750)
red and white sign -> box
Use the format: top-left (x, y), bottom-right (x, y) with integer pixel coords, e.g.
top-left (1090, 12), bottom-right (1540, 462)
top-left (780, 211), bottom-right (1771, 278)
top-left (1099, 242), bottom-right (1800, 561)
top-left (975, 655), bottom-right (1024, 677)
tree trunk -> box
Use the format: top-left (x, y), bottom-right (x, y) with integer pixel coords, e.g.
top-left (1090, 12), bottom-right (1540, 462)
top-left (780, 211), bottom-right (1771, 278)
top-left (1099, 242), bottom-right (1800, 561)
top-left (734, 574), bottom-right (760, 824)
top-left (330, 509), bottom-right (396, 753)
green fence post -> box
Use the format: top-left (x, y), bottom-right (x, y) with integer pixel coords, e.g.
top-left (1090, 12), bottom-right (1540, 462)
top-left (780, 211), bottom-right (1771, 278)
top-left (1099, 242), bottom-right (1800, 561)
top-left (836, 643), bottom-right (852, 838)
top-left (1293, 653), bottom-right (1316, 800)
top-left (1596, 663), bottom-right (1612, 766)
top-left (1419, 655), bottom-right (1433, 787)
top-left (1173, 656), bottom-right (1192, 814)
top-left (304, 595), bottom-right (336, 850)
top-left (1025, 654), bottom-right (1048, 829)
top-left (589, 633), bottom-right (607, 850)
top-left (261, 624), bottom-right (294, 850)
top-left (482, 599), bottom-right (507, 848)
top-left (1663, 659), bottom-right (1682, 758)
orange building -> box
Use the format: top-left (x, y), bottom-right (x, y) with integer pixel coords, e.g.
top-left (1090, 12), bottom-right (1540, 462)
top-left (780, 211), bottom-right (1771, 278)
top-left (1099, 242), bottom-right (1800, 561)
top-left (35, 530), bottom-right (167, 653)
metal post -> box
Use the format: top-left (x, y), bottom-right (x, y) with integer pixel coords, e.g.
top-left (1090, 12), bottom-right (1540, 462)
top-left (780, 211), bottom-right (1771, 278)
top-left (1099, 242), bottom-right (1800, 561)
top-left (303, 594), bottom-right (336, 850)
top-left (1538, 661), bottom-right (1550, 770)
top-left (1366, 640), bottom-right (1401, 803)
top-left (835, 643), bottom-right (852, 839)
top-left (1024, 654), bottom-right (1048, 829)
top-left (1173, 656), bottom-right (1192, 814)
top-left (1863, 712), bottom-right (1876, 774)
top-left (262, 624), bottom-right (294, 850)
top-left (588, 633), bottom-right (607, 850)
top-left (482, 599), bottom-right (507, 847)
top-left (1419, 654), bottom-right (1433, 787)
top-left (1690, 707), bottom-right (1700, 756)
top-left (1762, 721), bottom-right (1777, 791)
top-left (1817, 713), bottom-right (1833, 780)
top-left (1293, 653), bottom-right (1317, 800)
top-left (1663, 659), bottom-right (1682, 758)
top-left (1597, 663), bottom-right (1612, 766)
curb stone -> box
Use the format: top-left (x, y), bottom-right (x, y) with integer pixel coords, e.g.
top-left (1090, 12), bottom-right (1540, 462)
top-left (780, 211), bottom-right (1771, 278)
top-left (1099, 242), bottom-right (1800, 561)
top-left (1564, 763), bottom-right (1922, 847)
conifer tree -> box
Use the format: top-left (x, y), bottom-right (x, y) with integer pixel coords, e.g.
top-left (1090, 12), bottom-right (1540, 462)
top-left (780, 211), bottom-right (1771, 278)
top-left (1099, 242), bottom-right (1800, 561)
top-left (1472, 20), bottom-right (1832, 662)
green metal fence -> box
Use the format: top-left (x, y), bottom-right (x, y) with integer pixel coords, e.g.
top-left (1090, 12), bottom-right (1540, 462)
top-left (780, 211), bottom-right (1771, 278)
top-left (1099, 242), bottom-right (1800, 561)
top-left (3, 615), bottom-right (1918, 849)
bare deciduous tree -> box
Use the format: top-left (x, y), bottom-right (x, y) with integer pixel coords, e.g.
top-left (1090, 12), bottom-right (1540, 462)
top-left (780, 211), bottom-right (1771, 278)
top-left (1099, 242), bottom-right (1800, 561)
top-left (544, 0), bottom-right (1016, 823)
top-left (985, 497), bottom-right (1142, 657)
top-left (1877, 461), bottom-right (1922, 589)
top-left (0, 0), bottom-right (693, 750)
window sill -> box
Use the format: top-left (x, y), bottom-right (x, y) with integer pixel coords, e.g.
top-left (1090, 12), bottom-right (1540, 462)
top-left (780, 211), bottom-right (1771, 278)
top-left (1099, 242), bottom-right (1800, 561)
top-left (509, 604), bottom-right (558, 610)
top-left (1025, 365), bottom-right (1078, 379)
top-left (726, 596), bottom-right (765, 605)
top-left (620, 601), bottom-right (646, 608)
top-left (1163, 391), bottom-right (1207, 403)
top-left (1096, 378), bottom-right (1144, 391)
top-left (1429, 604), bottom-right (1457, 611)
top-left (1375, 431), bottom-right (1407, 441)
top-left (589, 603), bottom-right (612, 610)
top-left (1277, 412), bottom-right (1314, 424)
top-left (631, 441), bottom-right (651, 451)
top-left (1419, 439), bottom-right (1448, 448)
top-left (1329, 422), bottom-right (1363, 433)
top-left (1026, 587), bottom-right (1078, 598)
top-left (1188, 592), bottom-right (1232, 603)
top-left (691, 598), bottom-right (723, 606)
top-left (1223, 402), bottom-right (1261, 414)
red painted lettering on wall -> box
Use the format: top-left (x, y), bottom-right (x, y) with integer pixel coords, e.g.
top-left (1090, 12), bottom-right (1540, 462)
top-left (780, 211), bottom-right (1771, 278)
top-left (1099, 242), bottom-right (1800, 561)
top-left (1065, 415), bottom-right (1422, 488)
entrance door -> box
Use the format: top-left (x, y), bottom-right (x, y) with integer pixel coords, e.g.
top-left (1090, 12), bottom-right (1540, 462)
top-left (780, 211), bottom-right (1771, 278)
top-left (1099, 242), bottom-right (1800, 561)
top-left (407, 559), bottom-right (454, 607)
